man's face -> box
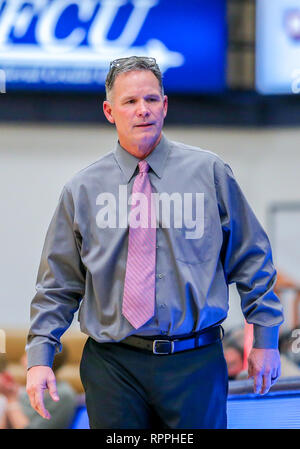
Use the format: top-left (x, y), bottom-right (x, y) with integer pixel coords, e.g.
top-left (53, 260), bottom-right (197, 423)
top-left (103, 70), bottom-right (168, 158)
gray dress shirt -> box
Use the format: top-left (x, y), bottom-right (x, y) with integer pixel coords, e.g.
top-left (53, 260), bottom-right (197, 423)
top-left (26, 134), bottom-right (284, 369)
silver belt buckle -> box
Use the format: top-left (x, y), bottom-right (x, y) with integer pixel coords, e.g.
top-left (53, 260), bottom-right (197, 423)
top-left (153, 339), bottom-right (174, 355)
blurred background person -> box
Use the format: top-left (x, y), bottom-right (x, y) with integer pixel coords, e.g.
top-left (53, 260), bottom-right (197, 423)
top-left (223, 341), bottom-right (246, 380)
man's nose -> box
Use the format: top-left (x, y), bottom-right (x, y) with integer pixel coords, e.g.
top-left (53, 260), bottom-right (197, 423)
top-left (136, 101), bottom-right (150, 117)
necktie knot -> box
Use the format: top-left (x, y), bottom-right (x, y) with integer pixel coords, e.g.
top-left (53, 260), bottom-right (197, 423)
top-left (138, 160), bottom-right (149, 174)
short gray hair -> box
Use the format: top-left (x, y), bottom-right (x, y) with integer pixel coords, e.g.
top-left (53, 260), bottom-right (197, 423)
top-left (105, 56), bottom-right (164, 102)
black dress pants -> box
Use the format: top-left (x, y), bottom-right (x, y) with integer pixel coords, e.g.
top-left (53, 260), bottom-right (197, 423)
top-left (79, 337), bottom-right (228, 429)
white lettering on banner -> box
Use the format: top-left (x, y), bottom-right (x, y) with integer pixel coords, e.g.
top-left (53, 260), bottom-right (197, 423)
top-left (0, 0), bottom-right (184, 72)
top-left (0, 0), bottom-right (43, 45)
top-left (88, 0), bottom-right (158, 52)
top-left (36, 0), bottom-right (96, 53)
top-left (1, 66), bottom-right (105, 84)
top-left (88, 0), bottom-right (128, 52)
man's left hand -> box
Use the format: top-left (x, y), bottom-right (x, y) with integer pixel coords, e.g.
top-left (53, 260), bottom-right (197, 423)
top-left (247, 348), bottom-right (281, 395)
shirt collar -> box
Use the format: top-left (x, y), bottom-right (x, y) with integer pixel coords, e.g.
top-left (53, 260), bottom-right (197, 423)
top-left (113, 133), bottom-right (171, 183)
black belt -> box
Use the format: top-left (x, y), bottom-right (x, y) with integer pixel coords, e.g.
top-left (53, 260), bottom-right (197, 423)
top-left (121, 325), bottom-right (224, 355)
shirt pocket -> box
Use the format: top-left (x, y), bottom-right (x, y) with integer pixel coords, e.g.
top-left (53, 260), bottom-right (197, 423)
top-left (172, 214), bottom-right (212, 265)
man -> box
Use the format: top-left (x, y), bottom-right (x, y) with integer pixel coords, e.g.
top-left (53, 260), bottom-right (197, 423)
top-left (26, 56), bottom-right (284, 429)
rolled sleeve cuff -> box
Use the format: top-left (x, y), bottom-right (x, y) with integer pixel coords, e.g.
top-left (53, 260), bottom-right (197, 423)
top-left (253, 324), bottom-right (280, 349)
top-left (26, 342), bottom-right (56, 370)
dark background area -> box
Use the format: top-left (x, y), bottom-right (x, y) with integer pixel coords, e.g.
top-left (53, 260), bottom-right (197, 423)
top-left (1, 90), bottom-right (300, 127)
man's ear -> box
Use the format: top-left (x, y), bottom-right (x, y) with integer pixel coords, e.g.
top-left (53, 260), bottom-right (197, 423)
top-left (163, 95), bottom-right (168, 118)
top-left (103, 100), bottom-right (115, 124)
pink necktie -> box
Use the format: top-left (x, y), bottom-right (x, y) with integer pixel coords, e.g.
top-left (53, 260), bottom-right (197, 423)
top-left (122, 160), bottom-right (156, 329)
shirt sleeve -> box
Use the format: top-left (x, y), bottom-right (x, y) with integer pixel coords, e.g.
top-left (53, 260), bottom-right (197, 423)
top-left (26, 185), bottom-right (86, 369)
top-left (214, 160), bottom-right (284, 349)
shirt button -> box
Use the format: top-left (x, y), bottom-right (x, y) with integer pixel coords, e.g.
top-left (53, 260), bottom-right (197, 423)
top-left (159, 303), bottom-right (166, 309)
top-left (158, 273), bottom-right (164, 279)
top-left (156, 245), bottom-right (159, 249)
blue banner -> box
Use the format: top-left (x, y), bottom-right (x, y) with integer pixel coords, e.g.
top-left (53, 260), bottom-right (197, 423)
top-left (256, 0), bottom-right (300, 95)
top-left (0, 0), bottom-right (227, 93)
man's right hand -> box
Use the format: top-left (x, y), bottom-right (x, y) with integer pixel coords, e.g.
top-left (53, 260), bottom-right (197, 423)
top-left (26, 366), bottom-right (60, 419)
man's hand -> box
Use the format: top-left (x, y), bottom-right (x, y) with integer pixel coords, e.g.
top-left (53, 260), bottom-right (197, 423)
top-left (26, 366), bottom-right (59, 419)
top-left (247, 348), bottom-right (281, 395)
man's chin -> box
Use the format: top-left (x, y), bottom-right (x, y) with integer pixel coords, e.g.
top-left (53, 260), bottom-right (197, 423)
top-left (133, 134), bottom-right (160, 154)
top-left (119, 130), bottom-right (162, 156)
